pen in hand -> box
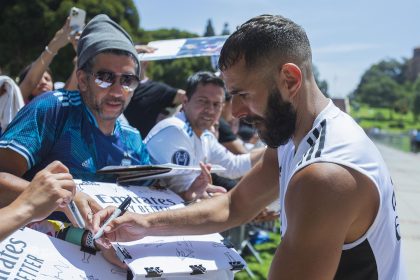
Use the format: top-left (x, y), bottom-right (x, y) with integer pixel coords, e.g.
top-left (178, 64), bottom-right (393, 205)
top-left (68, 200), bottom-right (85, 228)
top-left (93, 196), bottom-right (132, 240)
top-left (201, 132), bottom-right (211, 164)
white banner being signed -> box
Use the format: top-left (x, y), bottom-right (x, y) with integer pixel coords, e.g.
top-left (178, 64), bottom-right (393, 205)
top-left (76, 180), bottom-right (245, 280)
top-left (0, 227), bottom-right (125, 280)
top-left (75, 180), bottom-right (185, 214)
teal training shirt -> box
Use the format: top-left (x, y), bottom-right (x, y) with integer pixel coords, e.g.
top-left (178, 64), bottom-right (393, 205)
top-left (0, 89), bottom-right (150, 181)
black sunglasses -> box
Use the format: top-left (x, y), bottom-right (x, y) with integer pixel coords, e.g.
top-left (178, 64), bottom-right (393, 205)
top-left (90, 71), bottom-right (140, 91)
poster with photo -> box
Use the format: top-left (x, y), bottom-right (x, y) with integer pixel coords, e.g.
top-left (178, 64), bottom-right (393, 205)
top-left (138, 35), bottom-right (228, 61)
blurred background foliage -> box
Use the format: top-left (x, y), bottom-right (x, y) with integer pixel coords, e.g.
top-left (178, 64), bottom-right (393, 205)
top-left (2, 0), bottom-right (420, 131)
top-left (0, 0), bottom-right (328, 95)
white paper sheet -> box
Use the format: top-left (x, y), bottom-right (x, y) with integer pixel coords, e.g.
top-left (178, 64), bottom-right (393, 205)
top-left (77, 180), bottom-right (246, 279)
top-left (0, 227), bottom-right (125, 280)
top-left (76, 180), bottom-right (185, 214)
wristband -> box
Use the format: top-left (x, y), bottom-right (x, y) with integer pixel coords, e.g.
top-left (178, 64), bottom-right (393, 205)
top-left (61, 226), bottom-right (84, 246)
top-left (56, 226), bottom-right (98, 254)
top-left (44, 45), bottom-right (57, 56)
top-left (84, 230), bottom-right (97, 250)
top-left (81, 230), bottom-right (98, 255)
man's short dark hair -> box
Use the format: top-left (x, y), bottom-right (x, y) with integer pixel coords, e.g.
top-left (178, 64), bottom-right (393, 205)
top-left (185, 71), bottom-right (225, 99)
top-left (218, 14), bottom-right (312, 72)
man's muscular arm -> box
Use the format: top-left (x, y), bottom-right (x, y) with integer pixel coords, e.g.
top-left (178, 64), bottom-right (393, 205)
top-left (268, 162), bottom-right (379, 280)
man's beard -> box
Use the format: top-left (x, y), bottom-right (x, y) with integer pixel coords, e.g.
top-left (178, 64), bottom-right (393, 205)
top-left (95, 96), bottom-right (126, 121)
top-left (82, 86), bottom-right (127, 121)
top-left (243, 88), bottom-right (297, 148)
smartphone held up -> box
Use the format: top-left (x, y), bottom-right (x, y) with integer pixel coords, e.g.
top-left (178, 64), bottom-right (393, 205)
top-left (69, 7), bottom-right (86, 34)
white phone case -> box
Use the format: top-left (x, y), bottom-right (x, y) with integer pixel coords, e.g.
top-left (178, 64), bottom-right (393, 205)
top-left (69, 7), bottom-right (86, 33)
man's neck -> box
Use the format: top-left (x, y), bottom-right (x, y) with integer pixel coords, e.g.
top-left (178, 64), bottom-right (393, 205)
top-left (97, 119), bottom-right (116, 135)
top-left (183, 113), bottom-right (203, 137)
top-left (292, 86), bottom-right (329, 148)
top-left (190, 123), bottom-right (203, 137)
top-left (91, 113), bottom-right (116, 135)
top-left (195, 128), bottom-right (204, 137)
top-left (81, 97), bottom-right (118, 135)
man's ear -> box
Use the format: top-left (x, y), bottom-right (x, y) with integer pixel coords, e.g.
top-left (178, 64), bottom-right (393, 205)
top-left (278, 63), bottom-right (302, 99)
top-left (182, 94), bottom-right (190, 108)
top-left (76, 69), bottom-right (88, 91)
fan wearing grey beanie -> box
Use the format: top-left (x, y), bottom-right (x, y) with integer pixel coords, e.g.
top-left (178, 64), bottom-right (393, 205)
top-left (75, 14), bottom-right (141, 134)
top-left (0, 14), bottom-right (148, 269)
top-left (0, 12), bottom-right (220, 271)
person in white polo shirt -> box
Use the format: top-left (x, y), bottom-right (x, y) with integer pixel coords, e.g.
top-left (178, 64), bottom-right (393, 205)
top-left (144, 71), bottom-right (264, 201)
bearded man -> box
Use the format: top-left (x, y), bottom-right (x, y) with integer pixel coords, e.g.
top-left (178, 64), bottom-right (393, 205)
top-left (93, 15), bottom-right (406, 279)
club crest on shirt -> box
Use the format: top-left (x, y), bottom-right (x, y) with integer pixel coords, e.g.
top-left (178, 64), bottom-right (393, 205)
top-left (172, 150), bottom-right (190, 166)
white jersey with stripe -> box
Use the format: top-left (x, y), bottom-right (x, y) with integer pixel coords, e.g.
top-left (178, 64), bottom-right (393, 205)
top-left (144, 111), bottom-right (251, 193)
top-left (277, 100), bottom-right (406, 279)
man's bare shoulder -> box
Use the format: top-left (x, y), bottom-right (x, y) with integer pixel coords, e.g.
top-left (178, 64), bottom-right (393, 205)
top-left (285, 162), bottom-right (379, 242)
top-left (289, 162), bottom-right (376, 198)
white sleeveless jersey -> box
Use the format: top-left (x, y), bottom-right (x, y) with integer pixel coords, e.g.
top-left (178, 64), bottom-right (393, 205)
top-left (277, 101), bottom-right (406, 279)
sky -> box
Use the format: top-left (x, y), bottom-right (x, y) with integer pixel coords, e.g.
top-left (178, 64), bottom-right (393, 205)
top-left (133, 0), bottom-right (420, 98)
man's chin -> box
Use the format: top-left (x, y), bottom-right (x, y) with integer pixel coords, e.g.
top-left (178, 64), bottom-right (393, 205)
top-left (99, 111), bottom-right (123, 122)
top-left (198, 120), bottom-right (215, 131)
top-left (258, 129), bottom-right (292, 148)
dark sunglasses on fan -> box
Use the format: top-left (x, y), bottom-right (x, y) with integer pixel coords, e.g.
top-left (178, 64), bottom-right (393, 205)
top-left (90, 71), bottom-right (140, 91)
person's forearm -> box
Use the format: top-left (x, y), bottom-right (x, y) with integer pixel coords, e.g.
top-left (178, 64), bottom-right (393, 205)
top-left (19, 48), bottom-right (56, 100)
top-left (222, 139), bottom-right (248, 154)
top-left (0, 172), bottom-right (29, 208)
top-left (140, 159), bottom-right (277, 237)
top-left (0, 200), bottom-right (32, 241)
top-left (141, 194), bottom-right (235, 236)
top-left (19, 21), bottom-right (70, 99)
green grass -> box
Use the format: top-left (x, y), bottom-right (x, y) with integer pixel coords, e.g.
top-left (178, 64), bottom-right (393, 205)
top-left (234, 230), bottom-right (281, 280)
top-left (350, 104), bottom-right (418, 152)
top-left (350, 105), bottom-right (420, 132)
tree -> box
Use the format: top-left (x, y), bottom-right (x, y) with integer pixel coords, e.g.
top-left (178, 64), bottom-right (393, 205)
top-left (140, 28), bottom-right (213, 89)
top-left (359, 76), bottom-right (400, 119)
top-left (139, 28), bottom-right (198, 43)
top-left (0, 0), bottom-right (139, 81)
top-left (353, 59), bottom-right (408, 113)
top-left (221, 23), bottom-right (230, 35)
top-left (147, 57), bottom-right (213, 89)
top-left (412, 78), bottom-right (420, 121)
top-left (204, 19), bottom-right (215, 37)
top-left (356, 59), bottom-right (406, 88)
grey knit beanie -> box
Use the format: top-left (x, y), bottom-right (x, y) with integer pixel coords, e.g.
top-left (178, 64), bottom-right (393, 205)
top-left (77, 14), bottom-right (140, 75)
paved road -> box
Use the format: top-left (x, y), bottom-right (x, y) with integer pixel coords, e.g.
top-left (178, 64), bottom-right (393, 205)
top-left (376, 143), bottom-right (420, 279)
